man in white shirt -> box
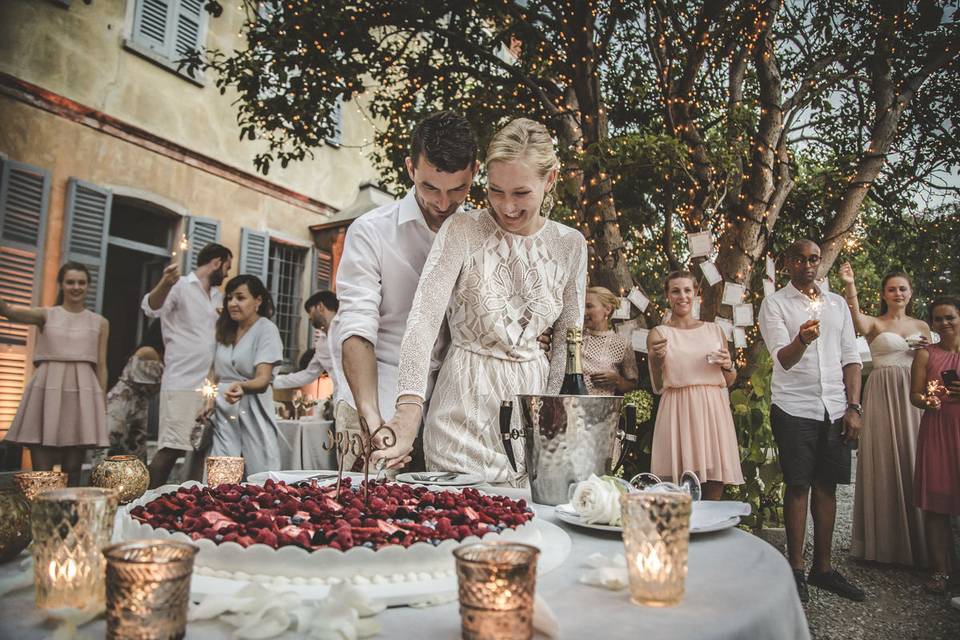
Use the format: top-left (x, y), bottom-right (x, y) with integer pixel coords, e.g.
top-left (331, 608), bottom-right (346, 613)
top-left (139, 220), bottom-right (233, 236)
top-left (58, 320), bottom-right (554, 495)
top-left (330, 111), bottom-right (479, 469)
top-left (758, 238), bottom-right (865, 603)
top-left (274, 290), bottom-right (337, 394)
top-left (143, 243), bottom-right (232, 488)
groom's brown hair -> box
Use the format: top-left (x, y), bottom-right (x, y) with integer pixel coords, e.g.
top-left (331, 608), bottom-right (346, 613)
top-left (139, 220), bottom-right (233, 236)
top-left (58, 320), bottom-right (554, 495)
top-left (410, 111), bottom-right (477, 173)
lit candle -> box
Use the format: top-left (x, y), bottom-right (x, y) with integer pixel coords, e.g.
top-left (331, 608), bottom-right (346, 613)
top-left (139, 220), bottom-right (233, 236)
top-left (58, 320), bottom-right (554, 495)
top-left (621, 491), bottom-right (692, 607)
top-left (454, 542), bottom-right (540, 640)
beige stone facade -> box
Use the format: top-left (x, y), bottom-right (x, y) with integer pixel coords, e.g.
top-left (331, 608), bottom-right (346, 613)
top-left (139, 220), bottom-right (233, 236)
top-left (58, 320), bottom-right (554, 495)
top-left (0, 0), bottom-right (380, 444)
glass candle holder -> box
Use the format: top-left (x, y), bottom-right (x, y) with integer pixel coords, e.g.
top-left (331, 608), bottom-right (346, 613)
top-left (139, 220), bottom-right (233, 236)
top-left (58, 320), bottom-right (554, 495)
top-left (13, 470), bottom-right (68, 501)
top-left (0, 487), bottom-right (32, 562)
top-left (31, 488), bottom-right (117, 609)
top-left (103, 539), bottom-right (199, 640)
top-left (453, 542), bottom-right (540, 640)
top-left (205, 456), bottom-right (244, 486)
top-left (620, 491), bottom-right (692, 607)
top-left (90, 455), bottom-right (150, 505)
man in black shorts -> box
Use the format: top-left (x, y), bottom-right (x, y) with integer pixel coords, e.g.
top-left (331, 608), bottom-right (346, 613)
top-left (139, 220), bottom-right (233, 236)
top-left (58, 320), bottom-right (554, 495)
top-left (758, 239), bottom-right (866, 603)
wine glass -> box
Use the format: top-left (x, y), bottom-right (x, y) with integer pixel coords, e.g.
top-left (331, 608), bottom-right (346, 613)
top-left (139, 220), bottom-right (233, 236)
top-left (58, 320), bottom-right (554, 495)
top-left (679, 470), bottom-right (702, 501)
top-left (628, 472), bottom-right (662, 491)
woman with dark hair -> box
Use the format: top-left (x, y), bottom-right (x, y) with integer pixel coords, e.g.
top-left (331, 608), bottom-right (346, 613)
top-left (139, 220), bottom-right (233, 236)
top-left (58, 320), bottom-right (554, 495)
top-left (200, 275), bottom-right (284, 477)
top-left (840, 263), bottom-right (932, 567)
top-left (0, 262), bottom-right (109, 485)
top-left (647, 271), bottom-right (743, 500)
top-left (95, 320), bottom-right (165, 464)
top-left (910, 297), bottom-right (960, 594)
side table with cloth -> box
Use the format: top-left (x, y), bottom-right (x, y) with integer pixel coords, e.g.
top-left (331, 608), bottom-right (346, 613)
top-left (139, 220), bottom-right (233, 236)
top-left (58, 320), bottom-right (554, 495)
top-left (0, 493), bottom-right (809, 640)
top-left (275, 418), bottom-right (337, 470)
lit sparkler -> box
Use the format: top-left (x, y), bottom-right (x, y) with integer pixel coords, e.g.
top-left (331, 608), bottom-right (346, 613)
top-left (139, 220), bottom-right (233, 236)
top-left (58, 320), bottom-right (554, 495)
top-left (171, 234), bottom-right (190, 257)
top-left (808, 294), bottom-right (824, 320)
top-left (196, 378), bottom-right (219, 399)
top-left (927, 379), bottom-right (946, 399)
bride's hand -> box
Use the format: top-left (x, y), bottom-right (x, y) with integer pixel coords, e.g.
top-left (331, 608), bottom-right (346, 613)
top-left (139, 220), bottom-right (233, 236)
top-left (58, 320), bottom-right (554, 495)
top-left (371, 405), bottom-right (420, 470)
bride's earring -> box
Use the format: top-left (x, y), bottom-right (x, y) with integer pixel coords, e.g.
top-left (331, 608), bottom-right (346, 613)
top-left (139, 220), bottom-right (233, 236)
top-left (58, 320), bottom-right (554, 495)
top-left (539, 192), bottom-right (555, 217)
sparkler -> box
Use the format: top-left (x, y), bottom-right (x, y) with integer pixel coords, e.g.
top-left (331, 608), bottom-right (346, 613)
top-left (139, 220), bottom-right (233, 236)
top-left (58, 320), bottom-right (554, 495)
top-left (196, 378), bottom-right (219, 399)
top-left (808, 294), bottom-right (824, 320)
top-left (171, 234), bottom-right (190, 257)
top-left (927, 379), bottom-right (946, 399)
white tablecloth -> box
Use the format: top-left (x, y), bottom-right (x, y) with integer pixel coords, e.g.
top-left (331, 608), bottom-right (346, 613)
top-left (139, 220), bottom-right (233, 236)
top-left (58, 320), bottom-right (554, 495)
top-left (276, 419), bottom-right (336, 471)
top-left (0, 499), bottom-right (809, 639)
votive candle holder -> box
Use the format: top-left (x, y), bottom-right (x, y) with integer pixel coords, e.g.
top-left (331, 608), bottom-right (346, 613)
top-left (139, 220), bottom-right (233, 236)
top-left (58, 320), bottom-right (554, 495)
top-left (453, 542), bottom-right (540, 640)
top-left (0, 487), bottom-right (32, 562)
top-left (205, 456), bottom-right (244, 486)
top-left (31, 487), bottom-right (117, 609)
top-left (620, 491), bottom-right (692, 606)
top-left (13, 470), bottom-right (68, 501)
top-left (103, 539), bottom-right (199, 640)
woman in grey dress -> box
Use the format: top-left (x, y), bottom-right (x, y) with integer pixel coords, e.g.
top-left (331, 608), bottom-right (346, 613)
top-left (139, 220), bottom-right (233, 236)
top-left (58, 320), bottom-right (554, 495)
top-left (200, 275), bottom-right (284, 477)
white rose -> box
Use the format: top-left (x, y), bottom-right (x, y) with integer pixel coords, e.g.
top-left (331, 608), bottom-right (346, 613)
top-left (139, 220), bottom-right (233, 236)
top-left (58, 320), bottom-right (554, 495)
top-left (571, 475), bottom-right (623, 525)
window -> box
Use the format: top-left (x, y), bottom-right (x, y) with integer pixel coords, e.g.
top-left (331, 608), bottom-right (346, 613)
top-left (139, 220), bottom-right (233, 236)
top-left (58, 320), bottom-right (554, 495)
top-left (126, 0), bottom-right (208, 82)
top-left (267, 241), bottom-right (306, 365)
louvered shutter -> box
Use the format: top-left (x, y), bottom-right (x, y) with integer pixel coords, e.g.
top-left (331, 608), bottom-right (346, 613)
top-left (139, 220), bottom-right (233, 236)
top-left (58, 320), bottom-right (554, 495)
top-left (173, 0), bottom-right (206, 59)
top-left (239, 228), bottom-right (269, 282)
top-left (0, 159), bottom-right (51, 439)
top-left (315, 248), bottom-right (332, 292)
top-left (184, 216), bottom-right (220, 272)
top-left (132, 0), bottom-right (173, 55)
top-left (63, 179), bottom-right (112, 313)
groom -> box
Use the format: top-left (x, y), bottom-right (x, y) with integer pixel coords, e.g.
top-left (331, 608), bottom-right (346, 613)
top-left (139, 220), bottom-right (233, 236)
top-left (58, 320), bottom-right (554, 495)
top-left (329, 111), bottom-right (479, 468)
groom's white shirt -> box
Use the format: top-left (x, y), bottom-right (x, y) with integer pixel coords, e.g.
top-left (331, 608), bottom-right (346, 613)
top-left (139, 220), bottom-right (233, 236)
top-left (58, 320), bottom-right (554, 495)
top-left (329, 188), bottom-right (453, 422)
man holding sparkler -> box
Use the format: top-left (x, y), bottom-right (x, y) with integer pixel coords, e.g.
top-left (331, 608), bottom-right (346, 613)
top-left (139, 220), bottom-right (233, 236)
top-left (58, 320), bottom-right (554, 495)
top-left (759, 239), bottom-right (865, 603)
top-left (142, 243), bottom-right (233, 488)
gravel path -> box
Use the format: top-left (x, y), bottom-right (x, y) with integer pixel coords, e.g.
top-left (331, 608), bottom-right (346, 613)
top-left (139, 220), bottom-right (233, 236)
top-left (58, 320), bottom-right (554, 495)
top-left (789, 451), bottom-right (960, 639)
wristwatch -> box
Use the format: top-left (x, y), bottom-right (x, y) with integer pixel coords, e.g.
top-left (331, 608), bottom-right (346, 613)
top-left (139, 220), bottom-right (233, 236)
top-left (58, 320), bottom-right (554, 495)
top-left (846, 403), bottom-right (863, 416)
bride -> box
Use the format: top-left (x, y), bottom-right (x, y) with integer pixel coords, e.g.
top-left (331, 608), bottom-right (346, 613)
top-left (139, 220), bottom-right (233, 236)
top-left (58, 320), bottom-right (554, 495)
top-left (374, 117), bottom-right (587, 484)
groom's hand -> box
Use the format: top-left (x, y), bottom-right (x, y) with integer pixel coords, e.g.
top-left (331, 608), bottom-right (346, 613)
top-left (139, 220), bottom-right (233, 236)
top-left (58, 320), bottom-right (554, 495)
top-left (371, 405), bottom-right (419, 470)
top-left (537, 327), bottom-right (553, 352)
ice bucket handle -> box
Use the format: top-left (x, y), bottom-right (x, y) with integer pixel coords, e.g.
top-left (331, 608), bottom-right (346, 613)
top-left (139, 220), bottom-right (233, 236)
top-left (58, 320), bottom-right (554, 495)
top-left (499, 400), bottom-right (521, 472)
top-left (612, 404), bottom-right (638, 474)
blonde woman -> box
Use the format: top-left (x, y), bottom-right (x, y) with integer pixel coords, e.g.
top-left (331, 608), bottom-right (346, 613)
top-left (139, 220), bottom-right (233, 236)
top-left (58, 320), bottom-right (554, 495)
top-left (582, 286), bottom-right (638, 395)
top-left (377, 117), bottom-right (588, 483)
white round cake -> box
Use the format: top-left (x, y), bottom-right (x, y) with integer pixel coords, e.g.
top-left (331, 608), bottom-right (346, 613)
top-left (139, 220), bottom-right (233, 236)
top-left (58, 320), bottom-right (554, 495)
top-left (123, 478), bottom-right (540, 585)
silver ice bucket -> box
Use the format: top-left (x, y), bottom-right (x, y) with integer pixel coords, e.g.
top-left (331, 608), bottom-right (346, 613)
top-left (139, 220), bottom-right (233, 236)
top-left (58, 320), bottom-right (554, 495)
top-left (504, 394), bottom-right (631, 506)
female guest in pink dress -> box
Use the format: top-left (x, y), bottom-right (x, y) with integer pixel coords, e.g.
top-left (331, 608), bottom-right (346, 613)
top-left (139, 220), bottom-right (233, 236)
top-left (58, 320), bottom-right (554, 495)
top-left (841, 263), bottom-right (931, 567)
top-left (647, 270), bottom-right (743, 500)
top-left (582, 286), bottom-right (638, 396)
top-left (1, 262), bottom-right (109, 486)
top-left (910, 297), bottom-right (960, 594)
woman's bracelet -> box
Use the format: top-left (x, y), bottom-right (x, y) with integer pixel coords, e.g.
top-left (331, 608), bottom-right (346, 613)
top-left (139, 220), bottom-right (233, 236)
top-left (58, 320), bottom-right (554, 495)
top-left (395, 399), bottom-right (424, 410)
top-left (721, 366), bottom-right (735, 373)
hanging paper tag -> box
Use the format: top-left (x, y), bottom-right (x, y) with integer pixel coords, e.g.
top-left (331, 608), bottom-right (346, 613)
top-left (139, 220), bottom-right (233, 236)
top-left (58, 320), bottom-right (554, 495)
top-left (715, 317), bottom-right (734, 341)
top-left (615, 318), bottom-right (639, 338)
top-left (733, 303), bottom-right (754, 327)
top-left (687, 231), bottom-right (714, 258)
top-left (627, 287), bottom-right (650, 312)
top-left (631, 328), bottom-right (650, 353)
top-left (700, 261), bottom-right (722, 286)
top-left (734, 327), bottom-right (748, 348)
top-left (612, 297), bottom-right (632, 320)
top-left (722, 282), bottom-right (746, 306)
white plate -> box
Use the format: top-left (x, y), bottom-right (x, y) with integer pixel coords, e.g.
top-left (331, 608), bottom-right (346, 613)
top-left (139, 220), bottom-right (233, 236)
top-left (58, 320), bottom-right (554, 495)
top-left (554, 500), bottom-right (750, 535)
top-left (396, 472), bottom-right (484, 487)
top-left (189, 517), bottom-right (571, 607)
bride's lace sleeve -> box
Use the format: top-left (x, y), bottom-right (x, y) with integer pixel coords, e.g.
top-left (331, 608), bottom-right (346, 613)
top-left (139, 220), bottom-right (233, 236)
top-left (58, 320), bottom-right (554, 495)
top-left (546, 231), bottom-right (588, 393)
top-left (395, 213), bottom-right (471, 400)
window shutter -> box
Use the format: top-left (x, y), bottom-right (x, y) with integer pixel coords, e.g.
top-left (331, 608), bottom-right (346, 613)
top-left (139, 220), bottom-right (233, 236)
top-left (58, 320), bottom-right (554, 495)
top-left (315, 248), bottom-right (332, 291)
top-left (172, 0), bottom-right (206, 59)
top-left (183, 216), bottom-right (220, 273)
top-left (132, 0), bottom-right (173, 55)
top-left (0, 159), bottom-right (51, 440)
top-left (239, 228), bottom-right (269, 282)
top-left (63, 178), bottom-right (112, 313)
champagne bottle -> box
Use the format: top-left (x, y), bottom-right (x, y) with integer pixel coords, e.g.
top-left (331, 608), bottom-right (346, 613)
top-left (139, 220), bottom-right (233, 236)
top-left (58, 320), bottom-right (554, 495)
top-left (559, 326), bottom-right (589, 395)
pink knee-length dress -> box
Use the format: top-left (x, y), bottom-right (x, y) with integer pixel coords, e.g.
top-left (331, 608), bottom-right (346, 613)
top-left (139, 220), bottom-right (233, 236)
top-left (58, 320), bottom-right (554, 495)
top-left (650, 322), bottom-right (744, 484)
top-left (5, 306), bottom-right (108, 447)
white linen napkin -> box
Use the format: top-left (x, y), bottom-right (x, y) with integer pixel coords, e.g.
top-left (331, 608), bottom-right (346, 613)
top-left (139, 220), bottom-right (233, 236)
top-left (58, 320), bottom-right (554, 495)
top-left (578, 552), bottom-right (629, 591)
top-left (533, 595), bottom-right (560, 638)
top-left (188, 582), bottom-right (385, 639)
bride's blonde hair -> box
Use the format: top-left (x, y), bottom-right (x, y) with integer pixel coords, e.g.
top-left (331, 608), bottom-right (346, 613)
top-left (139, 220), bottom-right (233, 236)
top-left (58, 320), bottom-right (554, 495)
top-left (486, 118), bottom-right (559, 216)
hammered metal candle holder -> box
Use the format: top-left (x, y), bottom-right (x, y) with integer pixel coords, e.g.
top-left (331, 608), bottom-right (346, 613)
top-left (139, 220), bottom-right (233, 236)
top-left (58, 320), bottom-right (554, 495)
top-left (13, 470), bottom-right (68, 501)
top-left (103, 539), bottom-right (199, 640)
top-left (453, 542), bottom-right (540, 640)
top-left (31, 487), bottom-right (117, 609)
top-left (620, 491), bottom-right (692, 607)
top-left (205, 456), bottom-right (244, 486)
top-left (90, 455), bottom-right (150, 505)
top-left (0, 487), bottom-right (31, 563)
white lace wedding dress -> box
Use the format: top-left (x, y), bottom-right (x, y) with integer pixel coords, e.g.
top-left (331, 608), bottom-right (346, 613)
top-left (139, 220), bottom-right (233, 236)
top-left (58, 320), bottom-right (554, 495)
top-left (396, 209), bottom-right (587, 483)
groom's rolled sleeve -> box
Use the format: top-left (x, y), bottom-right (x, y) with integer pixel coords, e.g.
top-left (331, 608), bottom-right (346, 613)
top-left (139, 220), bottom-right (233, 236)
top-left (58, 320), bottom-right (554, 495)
top-left (335, 218), bottom-right (383, 349)
top-left (838, 295), bottom-right (862, 368)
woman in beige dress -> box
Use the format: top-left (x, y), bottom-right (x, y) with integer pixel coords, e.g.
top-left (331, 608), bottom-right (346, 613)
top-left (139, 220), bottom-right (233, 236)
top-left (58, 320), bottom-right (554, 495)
top-left (841, 263), bottom-right (931, 566)
top-left (582, 286), bottom-right (638, 395)
top-left (647, 271), bottom-right (743, 500)
top-left (1, 262), bottom-right (109, 486)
